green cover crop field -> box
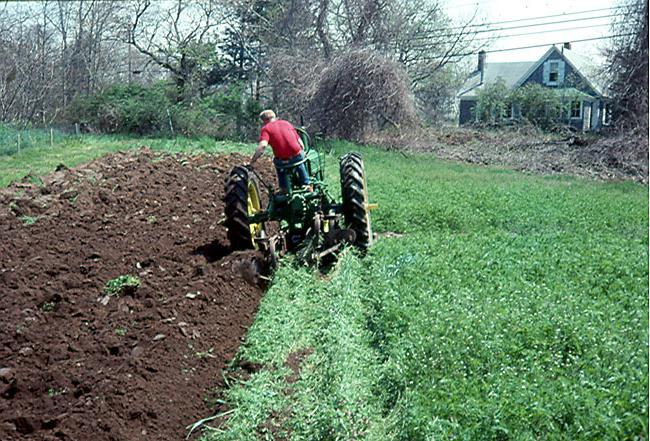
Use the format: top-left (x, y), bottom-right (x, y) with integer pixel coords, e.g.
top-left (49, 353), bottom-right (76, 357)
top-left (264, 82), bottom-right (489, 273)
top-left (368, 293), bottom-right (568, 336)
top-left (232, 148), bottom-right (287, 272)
top-left (208, 142), bottom-right (648, 441)
top-left (1, 135), bottom-right (647, 440)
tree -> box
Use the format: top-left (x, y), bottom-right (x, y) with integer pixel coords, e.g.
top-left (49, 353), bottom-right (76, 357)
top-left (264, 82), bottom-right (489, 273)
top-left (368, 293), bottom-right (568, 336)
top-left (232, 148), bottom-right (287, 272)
top-left (223, 0), bottom-right (479, 126)
top-left (126, 0), bottom-right (225, 101)
top-left (604, 0), bottom-right (648, 129)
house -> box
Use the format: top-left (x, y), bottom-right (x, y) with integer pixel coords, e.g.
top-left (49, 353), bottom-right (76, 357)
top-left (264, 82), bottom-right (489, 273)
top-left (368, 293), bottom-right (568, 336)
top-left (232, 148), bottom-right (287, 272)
top-left (457, 46), bottom-right (608, 131)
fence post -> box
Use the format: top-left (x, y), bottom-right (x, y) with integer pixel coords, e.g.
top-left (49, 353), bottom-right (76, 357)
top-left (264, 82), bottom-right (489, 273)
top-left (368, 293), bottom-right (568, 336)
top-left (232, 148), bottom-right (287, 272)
top-left (167, 109), bottom-right (174, 136)
top-left (17, 132), bottom-right (20, 153)
top-left (75, 123), bottom-right (80, 136)
top-left (50, 128), bottom-right (54, 148)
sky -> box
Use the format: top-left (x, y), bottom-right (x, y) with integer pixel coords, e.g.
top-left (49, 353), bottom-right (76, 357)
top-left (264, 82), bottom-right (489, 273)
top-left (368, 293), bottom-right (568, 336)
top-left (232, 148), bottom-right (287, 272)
top-left (445, 0), bottom-right (621, 65)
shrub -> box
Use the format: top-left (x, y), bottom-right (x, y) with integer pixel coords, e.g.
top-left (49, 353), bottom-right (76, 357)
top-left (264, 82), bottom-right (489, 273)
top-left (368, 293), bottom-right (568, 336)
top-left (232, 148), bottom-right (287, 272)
top-left (474, 82), bottom-right (581, 131)
top-left (473, 79), bottom-right (512, 125)
top-left (308, 50), bottom-right (419, 142)
top-left (69, 82), bottom-right (262, 140)
top-left (70, 83), bottom-right (171, 134)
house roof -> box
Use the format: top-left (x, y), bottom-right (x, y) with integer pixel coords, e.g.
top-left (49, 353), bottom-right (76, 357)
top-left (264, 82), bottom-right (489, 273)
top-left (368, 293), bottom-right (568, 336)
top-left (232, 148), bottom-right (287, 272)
top-left (458, 45), bottom-right (604, 99)
top-left (458, 61), bottom-right (534, 98)
top-left (562, 50), bottom-right (606, 96)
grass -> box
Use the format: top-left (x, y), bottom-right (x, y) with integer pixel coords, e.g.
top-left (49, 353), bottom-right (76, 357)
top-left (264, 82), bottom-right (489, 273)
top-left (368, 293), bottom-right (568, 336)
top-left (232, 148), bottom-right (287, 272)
top-left (0, 133), bottom-right (646, 440)
top-left (202, 141), bottom-right (648, 440)
top-left (0, 131), bottom-right (252, 187)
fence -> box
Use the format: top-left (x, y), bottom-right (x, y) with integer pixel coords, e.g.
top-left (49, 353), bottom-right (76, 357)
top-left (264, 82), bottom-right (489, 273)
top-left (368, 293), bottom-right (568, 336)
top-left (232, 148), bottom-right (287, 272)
top-left (0, 124), bottom-right (78, 156)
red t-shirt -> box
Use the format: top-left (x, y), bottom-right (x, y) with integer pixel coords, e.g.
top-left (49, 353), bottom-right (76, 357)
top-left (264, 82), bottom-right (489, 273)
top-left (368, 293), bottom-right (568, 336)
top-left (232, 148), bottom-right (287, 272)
top-left (259, 119), bottom-right (302, 160)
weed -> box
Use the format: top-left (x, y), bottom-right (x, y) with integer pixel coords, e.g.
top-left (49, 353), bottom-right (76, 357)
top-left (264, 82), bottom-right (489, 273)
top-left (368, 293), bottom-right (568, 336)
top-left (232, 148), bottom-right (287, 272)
top-left (146, 215), bottom-right (157, 224)
top-left (104, 275), bottom-right (140, 296)
top-left (19, 215), bottom-right (39, 225)
top-left (40, 301), bottom-right (55, 312)
top-left (115, 328), bottom-right (127, 337)
top-left (47, 387), bottom-right (65, 397)
top-left (195, 347), bottom-right (216, 359)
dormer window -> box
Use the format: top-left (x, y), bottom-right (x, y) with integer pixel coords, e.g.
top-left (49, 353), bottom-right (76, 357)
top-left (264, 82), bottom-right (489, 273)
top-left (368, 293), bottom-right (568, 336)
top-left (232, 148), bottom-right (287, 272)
top-left (549, 61), bottom-right (559, 83)
top-left (544, 59), bottom-right (564, 86)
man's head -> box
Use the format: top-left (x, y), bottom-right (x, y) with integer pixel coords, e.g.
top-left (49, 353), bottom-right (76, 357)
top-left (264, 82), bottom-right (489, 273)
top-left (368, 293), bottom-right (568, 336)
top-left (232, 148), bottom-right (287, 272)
top-left (259, 109), bottom-right (276, 123)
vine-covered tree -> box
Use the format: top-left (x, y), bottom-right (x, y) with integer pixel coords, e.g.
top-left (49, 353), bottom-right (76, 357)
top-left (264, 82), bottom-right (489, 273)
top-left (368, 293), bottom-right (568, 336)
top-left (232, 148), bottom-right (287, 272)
top-left (605, 0), bottom-right (648, 128)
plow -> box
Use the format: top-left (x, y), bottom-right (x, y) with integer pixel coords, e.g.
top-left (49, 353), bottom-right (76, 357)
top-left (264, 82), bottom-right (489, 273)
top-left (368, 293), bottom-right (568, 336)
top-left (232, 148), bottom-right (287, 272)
top-left (224, 128), bottom-right (376, 267)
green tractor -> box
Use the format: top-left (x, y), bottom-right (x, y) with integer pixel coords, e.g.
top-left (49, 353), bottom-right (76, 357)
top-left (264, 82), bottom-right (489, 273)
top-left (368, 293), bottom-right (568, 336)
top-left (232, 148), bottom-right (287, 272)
top-left (224, 128), bottom-right (376, 266)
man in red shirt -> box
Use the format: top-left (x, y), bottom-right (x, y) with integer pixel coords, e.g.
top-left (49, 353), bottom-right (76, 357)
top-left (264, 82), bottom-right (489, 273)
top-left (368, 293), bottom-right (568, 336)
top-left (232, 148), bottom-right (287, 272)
top-left (249, 109), bottom-right (310, 191)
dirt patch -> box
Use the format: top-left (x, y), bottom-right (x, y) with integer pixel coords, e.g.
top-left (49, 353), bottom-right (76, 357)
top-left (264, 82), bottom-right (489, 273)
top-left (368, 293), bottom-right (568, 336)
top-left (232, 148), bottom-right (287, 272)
top-left (255, 348), bottom-right (314, 440)
top-left (366, 127), bottom-right (649, 183)
top-left (0, 148), bottom-right (277, 441)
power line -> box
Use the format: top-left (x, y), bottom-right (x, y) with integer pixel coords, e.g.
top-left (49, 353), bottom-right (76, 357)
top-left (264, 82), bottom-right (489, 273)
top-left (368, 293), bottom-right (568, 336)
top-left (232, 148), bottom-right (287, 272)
top-left (417, 33), bottom-right (635, 60)
top-left (408, 22), bottom-right (611, 48)
top-left (456, 6), bottom-right (622, 28)
top-left (413, 12), bottom-right (625, 40)
top-left (416, 7), bottom-right (624, 35)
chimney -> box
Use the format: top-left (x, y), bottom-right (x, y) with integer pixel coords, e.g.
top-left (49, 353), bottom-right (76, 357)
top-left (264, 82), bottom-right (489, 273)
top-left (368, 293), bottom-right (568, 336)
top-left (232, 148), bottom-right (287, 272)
top-left (478, 50), bottom-right (486, 83)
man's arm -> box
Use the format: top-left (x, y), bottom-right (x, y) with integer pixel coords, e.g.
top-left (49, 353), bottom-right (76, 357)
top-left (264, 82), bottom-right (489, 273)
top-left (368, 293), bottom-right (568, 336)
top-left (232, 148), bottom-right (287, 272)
top-left (250, 140), bottom-right (268, 166)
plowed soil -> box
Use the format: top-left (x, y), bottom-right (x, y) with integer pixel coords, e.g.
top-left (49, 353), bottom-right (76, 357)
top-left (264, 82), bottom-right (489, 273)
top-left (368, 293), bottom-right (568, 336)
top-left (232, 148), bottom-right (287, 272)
top-left (0, 148), bottom-right (276, 441)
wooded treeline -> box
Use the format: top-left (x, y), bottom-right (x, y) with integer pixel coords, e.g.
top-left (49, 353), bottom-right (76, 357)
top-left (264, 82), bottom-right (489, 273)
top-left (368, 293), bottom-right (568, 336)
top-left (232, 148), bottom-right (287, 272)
top-left (0, 0), bottom-right (646, 141)
top-left (0, 0), bottom-right (479, 139)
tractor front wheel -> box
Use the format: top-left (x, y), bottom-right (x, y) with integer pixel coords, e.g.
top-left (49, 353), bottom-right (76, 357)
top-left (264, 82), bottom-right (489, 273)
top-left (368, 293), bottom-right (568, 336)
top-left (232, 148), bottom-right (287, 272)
top-left (340, 153), bottom-right (373, 250)
top-left (224, 166), bottom-right (264, 250)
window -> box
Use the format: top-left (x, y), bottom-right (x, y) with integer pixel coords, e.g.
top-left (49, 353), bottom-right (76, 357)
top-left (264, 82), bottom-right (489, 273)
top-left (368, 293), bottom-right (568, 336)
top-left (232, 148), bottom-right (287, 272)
top-left (549, 61), bottom-right (559, 83)
top-left (570, 100), bottom-right (582, 118)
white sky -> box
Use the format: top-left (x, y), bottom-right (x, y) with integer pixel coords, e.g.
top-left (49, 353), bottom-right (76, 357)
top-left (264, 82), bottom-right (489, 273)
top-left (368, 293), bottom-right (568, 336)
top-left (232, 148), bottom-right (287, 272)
top-left (445, 0), bottom-right (619, 65)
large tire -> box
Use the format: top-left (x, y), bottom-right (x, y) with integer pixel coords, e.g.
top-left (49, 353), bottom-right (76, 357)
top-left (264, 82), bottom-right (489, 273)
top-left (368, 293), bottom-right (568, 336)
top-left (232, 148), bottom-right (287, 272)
top-left (340, 153), bottom-right (372, 250)
top-left (224, 166), bottom-right (263, 250)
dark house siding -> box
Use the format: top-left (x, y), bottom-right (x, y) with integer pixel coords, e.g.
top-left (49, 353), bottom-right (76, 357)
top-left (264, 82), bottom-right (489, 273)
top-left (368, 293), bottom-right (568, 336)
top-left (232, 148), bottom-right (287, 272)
top-left (520, 50), bottom-right (598, 96)
top-left (459, 99), bottom-right (476, 125)
top-left (458, 47), bottom-right (605, 130)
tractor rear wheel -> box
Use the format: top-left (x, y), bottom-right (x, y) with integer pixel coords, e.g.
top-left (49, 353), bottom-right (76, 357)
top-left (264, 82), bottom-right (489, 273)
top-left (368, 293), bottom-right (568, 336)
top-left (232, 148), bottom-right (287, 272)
top-left (224, 166), bottom-right (264, 250)
top-left (340, 153), bottom-right (372, 250)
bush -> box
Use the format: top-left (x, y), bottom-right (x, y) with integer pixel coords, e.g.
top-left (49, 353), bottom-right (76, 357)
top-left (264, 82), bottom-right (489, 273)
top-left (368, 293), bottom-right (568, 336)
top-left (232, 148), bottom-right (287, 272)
top-left (69, 82), bottom-right (262, 140)
top-left (473, 79), bottom-right (512, 125)
top-left (308, 50), bottom-right (419, 142)
top-left (70, 83), bottom-right (171, 134)
top-left (475, 82), bottom-right (581, 131)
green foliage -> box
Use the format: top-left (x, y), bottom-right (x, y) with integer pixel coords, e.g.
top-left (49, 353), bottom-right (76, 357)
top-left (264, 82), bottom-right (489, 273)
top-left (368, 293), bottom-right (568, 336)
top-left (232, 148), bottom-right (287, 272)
top-left (70, 83), bottom-right (171, 134)
top-left (68, 82), bottom-right (262, 140)
top-left (40, 301), bottom-right (55, 312)
top-left (104, 275), bottom-right (141, 296)
top-left (19, 215), bottom-right (39, 225)
top-left (474, 79), bottom-right (512, 124)
top-left (475, 82), bottom-right (581, 130)
top-left (206, 142), bottom-right (648, 441)
top-left (171, 83), bottom-right (262, 140)
top-left (512, 84), bottom-right (574, 130)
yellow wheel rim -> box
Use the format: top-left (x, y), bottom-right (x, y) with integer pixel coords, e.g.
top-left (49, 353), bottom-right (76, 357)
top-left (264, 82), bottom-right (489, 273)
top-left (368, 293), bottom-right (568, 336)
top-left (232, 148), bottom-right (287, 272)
top-left (247, 181), bottom-right (264, 248)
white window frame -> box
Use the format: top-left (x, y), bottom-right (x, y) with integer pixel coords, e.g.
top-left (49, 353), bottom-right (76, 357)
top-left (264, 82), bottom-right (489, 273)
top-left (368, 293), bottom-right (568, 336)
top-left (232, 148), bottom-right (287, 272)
top-left (602, 103), bottom-right (612, 126)
top-left (548, 61), bottom-right (560, 85)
